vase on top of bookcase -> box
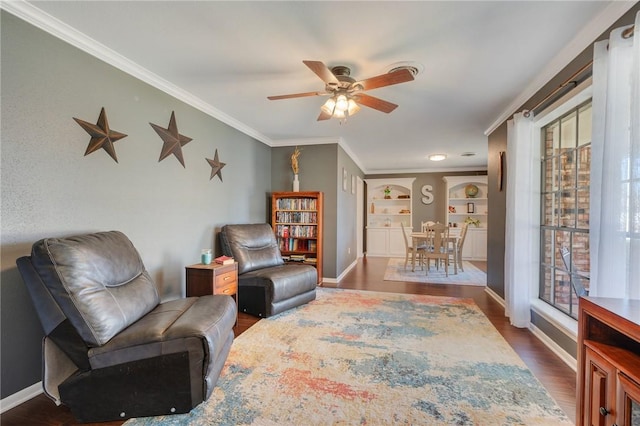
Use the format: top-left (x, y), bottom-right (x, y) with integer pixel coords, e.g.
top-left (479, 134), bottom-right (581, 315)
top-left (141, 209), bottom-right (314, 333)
top-left (293, 174), bottom-right (300, 192)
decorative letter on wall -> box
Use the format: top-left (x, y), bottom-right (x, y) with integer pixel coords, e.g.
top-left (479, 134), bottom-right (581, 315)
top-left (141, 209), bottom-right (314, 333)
top-left (150, 111), bottom-right (192, 168)
top-left (73, 107), bottom-right (127, 163)
top-left (421, 184), bottom-right (434, 204)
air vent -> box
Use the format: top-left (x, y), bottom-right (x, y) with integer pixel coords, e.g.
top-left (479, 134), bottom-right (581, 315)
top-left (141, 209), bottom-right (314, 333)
top-left (385, 61), bottom-right (423, 78)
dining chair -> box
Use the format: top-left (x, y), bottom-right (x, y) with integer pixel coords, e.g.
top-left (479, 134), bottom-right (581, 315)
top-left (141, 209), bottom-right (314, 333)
top-left (421, 221), bottom-right (436, 232)
top-left (454, 223), bottom-right (469, 272)
top-left (424, 223), bottom-right (452, 276)
top-left (401, 222), bottom-right (426, 270)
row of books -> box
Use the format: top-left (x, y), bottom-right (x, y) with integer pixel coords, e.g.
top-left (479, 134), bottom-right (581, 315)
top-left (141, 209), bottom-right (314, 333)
top-left (277, 237), bottom-right (317, 252)
top-left (276, 198), bottom-right (317, 210)
top-left (282, 254), bottom-right (317, 265)
top-left (276, 225), bottom-right (317, 238)
top-left (275, 211), bottom-right (318, 224)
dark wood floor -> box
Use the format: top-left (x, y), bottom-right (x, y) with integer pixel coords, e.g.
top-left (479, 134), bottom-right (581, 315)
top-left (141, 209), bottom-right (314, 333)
top-left (2, 257), bottom-right (576, 425)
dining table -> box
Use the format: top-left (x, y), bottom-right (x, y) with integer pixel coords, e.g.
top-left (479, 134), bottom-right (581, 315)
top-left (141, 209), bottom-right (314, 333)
top-left (410, 230), bottom-right (460, 274)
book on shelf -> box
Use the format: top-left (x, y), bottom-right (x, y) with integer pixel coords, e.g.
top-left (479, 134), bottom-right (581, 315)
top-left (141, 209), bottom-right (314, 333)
top-left (289, 254), bottom-right (306, 262)
top-left (214, 255), bottom-right (234, 265)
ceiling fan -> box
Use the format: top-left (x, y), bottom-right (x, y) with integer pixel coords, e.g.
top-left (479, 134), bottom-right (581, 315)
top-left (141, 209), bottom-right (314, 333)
top-left (267, 60), bottom-right (416, 121)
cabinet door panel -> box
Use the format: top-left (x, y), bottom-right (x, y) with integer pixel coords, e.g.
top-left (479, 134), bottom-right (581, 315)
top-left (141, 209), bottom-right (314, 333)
top-left (617, 372), bottom-right (640, 426)
top-left (366, 229), bottom-right (388, 256)
top-left (585, 347), bottom-right (616, 426)
top-left (388, 229), bottom-right (407, 256)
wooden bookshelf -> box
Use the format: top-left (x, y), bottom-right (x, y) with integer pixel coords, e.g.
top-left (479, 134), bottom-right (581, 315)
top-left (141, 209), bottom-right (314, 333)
top-left (271, 191), bottom-right (323, 284)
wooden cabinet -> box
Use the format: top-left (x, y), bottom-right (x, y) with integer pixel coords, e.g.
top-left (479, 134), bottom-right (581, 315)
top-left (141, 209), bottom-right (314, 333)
top-left (577, 297), bottom-right (640, 426)
top-left (462, 228), bottom-right (487, 261)
top-left (365, 178), bottom-right (415, 257)
top-left (443, 175), bottom-right (488, 261)
top-left (185, 262), bottom-right (238, 321)
top-left (271, 191), bottom-right (323, 284)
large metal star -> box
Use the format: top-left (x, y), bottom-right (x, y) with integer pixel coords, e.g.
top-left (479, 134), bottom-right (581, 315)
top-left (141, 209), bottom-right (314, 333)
top-left (150, 111), bottom-right (192, 167)
top-left (73, 107), bottom-right (127, 163)
top-left (206, 149), bottom-right (226, 182)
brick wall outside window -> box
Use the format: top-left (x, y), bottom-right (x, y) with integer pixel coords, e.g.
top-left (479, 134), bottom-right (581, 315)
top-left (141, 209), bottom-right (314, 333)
top-left (540, 101), bottom-right (591, 319)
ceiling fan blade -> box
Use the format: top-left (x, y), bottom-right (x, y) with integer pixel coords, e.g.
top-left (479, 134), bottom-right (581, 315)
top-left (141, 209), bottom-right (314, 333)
top-left (317, 110), bottom-right (332, 121)
top-left (268, 91), bottom-right (328, 100)
top-left (354, 68), bottom-right (414, 91)
top-left (355, 93), bottom-right (398, 113)
top-left (303, 60), bottom-right (339, 85)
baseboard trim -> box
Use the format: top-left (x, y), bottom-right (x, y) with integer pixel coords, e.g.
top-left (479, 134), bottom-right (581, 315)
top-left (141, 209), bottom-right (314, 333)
top-left (1, 382), bottom-right (43, 413)
top-left (484, 286), bottom-right (506, 308)
top-left (529, 323), bottom-right (577, 372)
top-left (483, 286), bottom-right (576, 371)
top-left (322, 258), bottom-right (358, 284)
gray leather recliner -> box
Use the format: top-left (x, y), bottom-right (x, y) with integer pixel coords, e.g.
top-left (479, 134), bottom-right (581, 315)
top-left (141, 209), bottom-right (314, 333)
top-left (220, 223), bottom-right (317, 317)
top-left (16, 231), bottom-right (236, 423)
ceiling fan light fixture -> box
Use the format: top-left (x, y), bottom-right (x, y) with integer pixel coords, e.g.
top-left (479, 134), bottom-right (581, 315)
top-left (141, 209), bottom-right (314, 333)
top-left (335, 94), bottom-right (349, 112)
top-left (428, 154), bottom-right (447, 162)
top-left (347, 98), bottom-right (360, 116)
top-left (321, 94), bottom-right (360, 120)
top-left (321, 97), bottom-right (336, 115)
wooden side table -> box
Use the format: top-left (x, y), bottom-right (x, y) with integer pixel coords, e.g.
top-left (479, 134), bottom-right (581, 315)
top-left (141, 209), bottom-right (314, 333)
top-left (185, 262), bottom-right (238, 322)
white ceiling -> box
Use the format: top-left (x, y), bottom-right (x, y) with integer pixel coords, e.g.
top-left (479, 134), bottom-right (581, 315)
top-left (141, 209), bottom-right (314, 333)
top-left (10, 1), bottom-right (634, 173)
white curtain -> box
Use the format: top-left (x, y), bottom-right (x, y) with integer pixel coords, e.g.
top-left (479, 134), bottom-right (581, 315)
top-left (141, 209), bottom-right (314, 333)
top-left (505, 112), bottom-right (536, 328)
top-left (590, 12), bottom-right (640, 299)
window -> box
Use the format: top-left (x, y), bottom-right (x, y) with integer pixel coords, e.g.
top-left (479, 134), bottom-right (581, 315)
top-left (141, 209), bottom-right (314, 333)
top-left (539, 101), bottom-right (591, 319)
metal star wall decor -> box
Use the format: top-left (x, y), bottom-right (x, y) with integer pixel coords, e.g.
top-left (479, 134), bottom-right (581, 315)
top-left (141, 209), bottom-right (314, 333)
top-left (73, 107), bottom-right (127, 163)
top-left (150, 111), bottom-right (192, 167)
top-left (206, 149), bottom-right (226, 182)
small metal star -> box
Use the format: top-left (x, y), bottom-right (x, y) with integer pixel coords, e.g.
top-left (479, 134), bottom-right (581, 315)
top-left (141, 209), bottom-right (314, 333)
top-left (73, 107), bottom-right (127, 163)
top-left (150, 111), bottom-right (192, 167)
top-left (206, 149), bottom-right (226, 182)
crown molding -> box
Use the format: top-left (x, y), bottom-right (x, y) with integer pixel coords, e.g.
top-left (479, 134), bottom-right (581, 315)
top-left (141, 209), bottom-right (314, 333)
top-left (484, 1), bottom-right (637, 136)
top-left (365, 166), bottom-right (488, 175)
top-left (270, 137), bottom-right (341, 147)
top-left (1, 0), bottom-right (273, 146)
top-left (271, 137), bottom-right (368, 173)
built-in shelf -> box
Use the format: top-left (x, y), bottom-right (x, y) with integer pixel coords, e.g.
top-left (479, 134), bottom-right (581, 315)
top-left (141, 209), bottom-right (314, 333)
top-left (443, 175), bottom-right (488, 261)
top-left (365, 178), bottom-right (415, 257)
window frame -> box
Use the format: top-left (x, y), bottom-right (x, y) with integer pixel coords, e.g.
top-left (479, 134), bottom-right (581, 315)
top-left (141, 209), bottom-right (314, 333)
top-left (529, 79), bottom-right (593, 339)
top-left (539, 99), bottom-right (592, 319)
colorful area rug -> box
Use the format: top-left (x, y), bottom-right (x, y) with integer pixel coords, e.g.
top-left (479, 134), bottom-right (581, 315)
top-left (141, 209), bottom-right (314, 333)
top-left (126, 289), bottom-right (570, 425)
top-left (384, 257), bottom-right (487, 286)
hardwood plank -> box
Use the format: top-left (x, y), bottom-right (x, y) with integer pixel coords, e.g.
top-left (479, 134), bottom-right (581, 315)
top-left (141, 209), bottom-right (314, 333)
top-left (1, 257), bottom-right (576, 425)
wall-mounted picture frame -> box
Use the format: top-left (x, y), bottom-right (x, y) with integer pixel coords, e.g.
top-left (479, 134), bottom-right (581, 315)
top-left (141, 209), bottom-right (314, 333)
top-left (342, 168), bottom-right (348, 192)
top-left (467, 202), bottom-right (475, 214)
top-left (351, 175), bottom-right (356, 194)
top-left (498, 151), bottom-right (505, 191)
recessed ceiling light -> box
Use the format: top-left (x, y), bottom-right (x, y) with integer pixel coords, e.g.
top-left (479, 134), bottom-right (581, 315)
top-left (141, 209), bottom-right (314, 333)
top-left (461, 152), bottom-right (476, 157)
top-left (428, 154), bottom-right (447, 162)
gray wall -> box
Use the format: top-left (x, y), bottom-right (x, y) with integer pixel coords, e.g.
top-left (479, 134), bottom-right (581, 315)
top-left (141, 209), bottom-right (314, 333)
top-left (1, 12), bottom-right (272, 398)
top-left (336, 145), bottom-right (362, 275)
top-left (487, 123), bottom-right (507, 297)
top-left (271, 144), bottom-right (364, 279)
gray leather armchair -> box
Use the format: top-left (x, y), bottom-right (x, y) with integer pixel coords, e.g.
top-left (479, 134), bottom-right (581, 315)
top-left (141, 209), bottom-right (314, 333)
top-left (220, 223), bottom-right (317, 317)
top-left (16, 231), bottom-right (236, 423)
